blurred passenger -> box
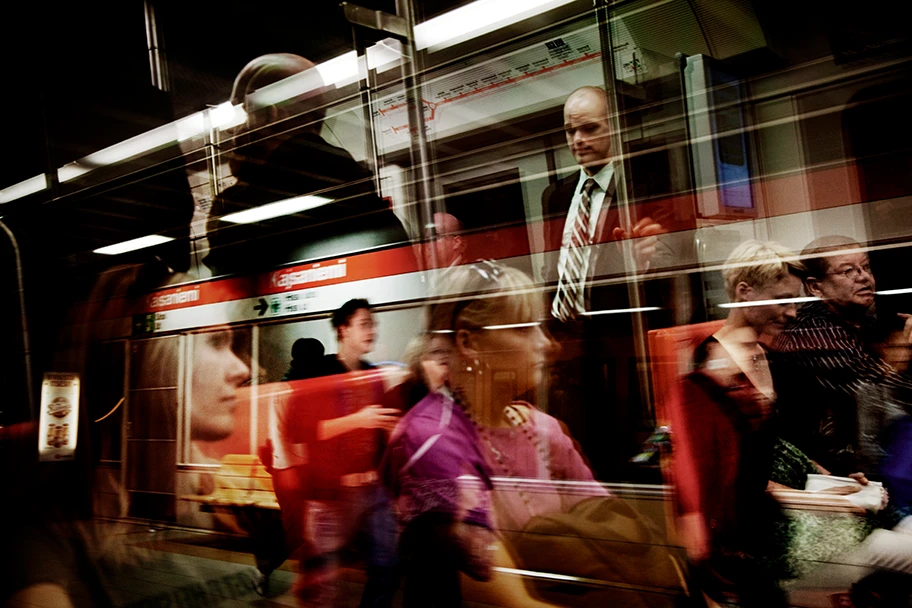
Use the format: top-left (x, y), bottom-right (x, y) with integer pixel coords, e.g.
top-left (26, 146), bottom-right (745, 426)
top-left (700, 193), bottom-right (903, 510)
top-left (386, 261), bottom-right (679, 606)
top-left (385, 332), bottom-right (451, 413)
top-left (424, 212), bottom-right (467, 270)
top-left (773, 235), bottom-right (912, 477)
top-left (283, 337), bottom-right (326, 381)
top-left (381, 330), bottom-right (494, 607)
top-left (677, 241), bottom-right (912, 605)
top-left (432, 263), bottom-right (603, 522)
top-left (676, 240), bottom-right (803, 606)
top-left (283, 298), bottom-right (400, 607)
top-left (205, 53), bottom-right (408, 277)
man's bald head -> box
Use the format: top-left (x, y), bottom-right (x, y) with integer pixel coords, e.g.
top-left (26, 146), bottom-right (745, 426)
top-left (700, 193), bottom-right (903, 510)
top-left (563, 87), bottom-right (613, 174)
top-left (425, 212), bottom-right (467, 268)
top-left (434, 212), bottom-right (462, 236)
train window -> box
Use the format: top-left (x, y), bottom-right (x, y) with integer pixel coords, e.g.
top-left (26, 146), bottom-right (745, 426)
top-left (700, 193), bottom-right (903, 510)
top-left (6, 1), bottom-right (912, 605)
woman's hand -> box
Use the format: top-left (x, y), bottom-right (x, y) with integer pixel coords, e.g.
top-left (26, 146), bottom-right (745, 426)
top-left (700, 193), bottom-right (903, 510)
top-left (318, 405), bottom-right (401, 440)
top-left (768, 479), bottom-right (860, 496)
top-left (846, 472), bottom-right (888, 508)
top-left (848, 472), bottom-right (869, 485)
top-left (819, 484), bottom-right (862, 495)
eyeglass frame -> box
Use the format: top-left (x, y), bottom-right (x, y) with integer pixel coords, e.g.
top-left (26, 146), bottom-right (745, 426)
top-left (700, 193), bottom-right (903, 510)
top-left (824, 262), bottom-right (872, 281)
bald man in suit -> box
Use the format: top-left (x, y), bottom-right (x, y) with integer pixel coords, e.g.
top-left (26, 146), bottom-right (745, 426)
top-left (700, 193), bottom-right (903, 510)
top-left (543, 86), bottom-right (685, 478)
top-left (543, 86), bottom-right (674, 293)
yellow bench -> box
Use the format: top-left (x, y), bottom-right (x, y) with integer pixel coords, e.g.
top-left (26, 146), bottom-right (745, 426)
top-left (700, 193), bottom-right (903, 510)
top-left (185, 453), bottom-right (280, 512)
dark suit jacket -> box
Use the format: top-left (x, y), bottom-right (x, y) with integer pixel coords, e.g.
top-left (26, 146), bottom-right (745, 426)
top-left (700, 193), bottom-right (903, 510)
top-left (540, 171), bottom-right (683, 312)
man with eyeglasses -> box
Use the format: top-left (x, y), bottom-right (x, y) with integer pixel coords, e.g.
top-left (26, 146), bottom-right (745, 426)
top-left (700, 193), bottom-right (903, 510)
top-left (773, 235), bottom-right (912, 477)
top-left (423, 212), bottom-right (468, 271)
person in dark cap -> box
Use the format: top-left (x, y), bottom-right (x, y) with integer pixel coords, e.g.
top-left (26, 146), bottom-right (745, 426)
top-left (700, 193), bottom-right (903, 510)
top-left (205, 53), bottom-right (408, 277)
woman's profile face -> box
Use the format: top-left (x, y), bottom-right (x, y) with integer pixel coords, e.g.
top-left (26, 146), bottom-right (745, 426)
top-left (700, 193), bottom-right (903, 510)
top-left (191, 330), bottom-right (251, 441)
top-left (473, 321), bottom-right (554, 397)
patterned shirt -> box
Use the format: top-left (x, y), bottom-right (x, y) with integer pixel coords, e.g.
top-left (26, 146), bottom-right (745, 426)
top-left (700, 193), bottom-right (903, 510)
top-left (772, 301), bottom-right (912, 475)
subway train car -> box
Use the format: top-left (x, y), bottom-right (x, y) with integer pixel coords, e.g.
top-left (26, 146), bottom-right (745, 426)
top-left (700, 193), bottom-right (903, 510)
top-left (2, 0), bottom-right (912, 606)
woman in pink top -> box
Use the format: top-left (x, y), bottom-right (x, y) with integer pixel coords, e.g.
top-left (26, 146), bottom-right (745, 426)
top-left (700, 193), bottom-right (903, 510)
top-left (428, 261), bottom-right (607, 529)
top-left (384, 261), bottom-right (605, 607)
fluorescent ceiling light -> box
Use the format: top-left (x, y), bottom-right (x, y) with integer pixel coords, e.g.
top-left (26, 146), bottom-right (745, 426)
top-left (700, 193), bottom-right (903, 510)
top-left (367, 39), bottom-right (403, 71)
top-left (414, 0), bottom-right (576, 52)
top-left (221, 195), bottom-right (333, 224)
top-left (57, 103), bottom-right (245, 183)
top-left (210, 102), bottom-right (247, 131)
top-left (316, 51), bottom-right (361, 88)
top-left (58, 165), bottom-right (90, 183)
top-left (75, 124), bottom-right (176, 167)
top-left (718, 296), bottom-right (818, 309)
top-left (58, 120), bottom-right (185, 183)
top-left (482, 321), bottom-right (541, 330)
top-left (248, 67), bottom-right (327, 110)
top-left (176, 112), bottom-right (206, 141)
top-left (94, 234), bottom-right (174, 255)
top-left (0, 174), bottom-right (48, 204)
top-left (580, 306), bottom-right (660, 316)
top-left (876, 288), bottom-right (912, 296)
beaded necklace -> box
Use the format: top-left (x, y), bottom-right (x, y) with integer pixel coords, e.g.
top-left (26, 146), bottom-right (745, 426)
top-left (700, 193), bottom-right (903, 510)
top-left (455, 390), bottom-right (552, 516)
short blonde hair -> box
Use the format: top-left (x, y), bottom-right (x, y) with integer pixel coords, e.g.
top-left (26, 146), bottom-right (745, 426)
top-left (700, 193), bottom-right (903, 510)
top-left (722, 240), bottom-right (805, 301)
top-left (428, 262), bottom-right (542, 334)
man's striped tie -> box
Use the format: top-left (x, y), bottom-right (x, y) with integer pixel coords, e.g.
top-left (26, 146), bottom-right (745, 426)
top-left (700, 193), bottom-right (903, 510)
top-left (552, 178), bottom-right (597, 322)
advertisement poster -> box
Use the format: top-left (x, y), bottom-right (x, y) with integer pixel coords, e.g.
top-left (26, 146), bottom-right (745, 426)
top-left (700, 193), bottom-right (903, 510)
top-left (38, 372), bottom-right (80, 461)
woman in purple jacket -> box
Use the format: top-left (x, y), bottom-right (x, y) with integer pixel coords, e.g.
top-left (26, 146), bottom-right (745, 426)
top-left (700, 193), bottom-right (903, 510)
top-left (382, 261), bottom-right (602, 607)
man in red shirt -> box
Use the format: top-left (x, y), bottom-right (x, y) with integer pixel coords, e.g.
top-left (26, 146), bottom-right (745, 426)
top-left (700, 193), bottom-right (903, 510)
top-left (280, 299), bottom-right (400, 606)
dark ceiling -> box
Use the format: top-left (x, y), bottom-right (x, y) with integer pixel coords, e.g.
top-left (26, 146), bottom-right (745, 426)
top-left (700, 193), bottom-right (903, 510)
top-left (0, 0), bottom-right (488, 188)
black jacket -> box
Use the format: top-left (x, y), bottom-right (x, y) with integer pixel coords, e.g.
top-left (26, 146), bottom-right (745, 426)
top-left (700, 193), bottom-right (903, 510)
top-left (206, 131), bottom-right (408, 276)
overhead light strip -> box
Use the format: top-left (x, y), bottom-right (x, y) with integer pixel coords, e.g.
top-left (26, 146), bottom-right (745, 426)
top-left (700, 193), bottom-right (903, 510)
top-left (56, 103), bottom-right (245, 184)
top-left (413, 0), bottom-right (577, 52)
top-left (53, 0), bottom-right (573, 183)
top-left (581, 306), bottom-right (660, 316)
top-left (94, 234), bottom-right (174, 255)
top-left (220, 195), bottom-right (334, 224)
top-left (210, 102), bottom-right (246, 131)
top-left (482, 321), bottom-right (542, 330)
top-left (0, 174), bottom-right (49, 204)
top-left (718, 296), bottom-right (819, 309)
top-left (876, 288), bottom-right (912, 296)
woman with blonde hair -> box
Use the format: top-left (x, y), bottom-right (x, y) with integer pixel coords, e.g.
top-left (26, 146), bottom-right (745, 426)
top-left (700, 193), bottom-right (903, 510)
top-left (384, 261), bottom-right (677, 607)
top-left (676, 240), bottom-right (803, 605)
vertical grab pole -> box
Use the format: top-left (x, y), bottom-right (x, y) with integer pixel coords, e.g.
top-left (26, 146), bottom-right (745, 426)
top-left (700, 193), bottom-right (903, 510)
top-left (351, 23), bottom-right (383, 196)
top-left (595, 0), bottom-right (655, 422)
top-left (395, 0), bottom-right (440, 272)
